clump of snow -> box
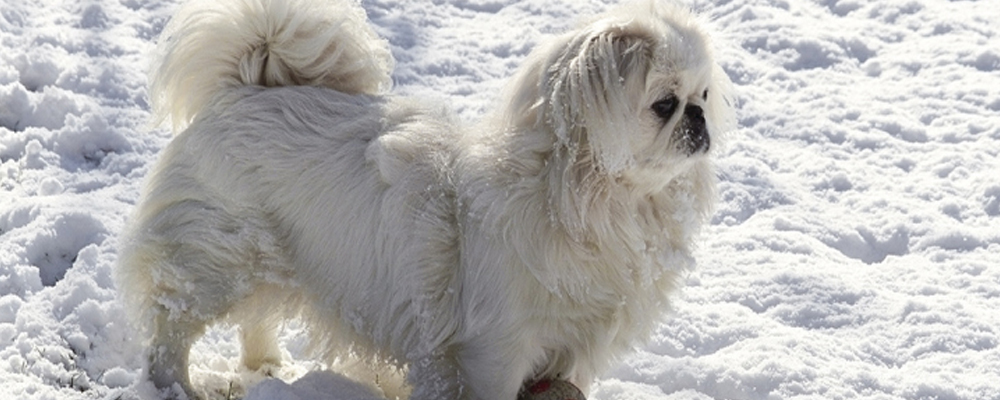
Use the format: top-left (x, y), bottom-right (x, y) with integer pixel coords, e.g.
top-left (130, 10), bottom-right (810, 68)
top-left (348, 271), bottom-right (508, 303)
top-left (1, 0), bottom-right (998, 400)
top-left (247, 371), bottom-right (384, 400)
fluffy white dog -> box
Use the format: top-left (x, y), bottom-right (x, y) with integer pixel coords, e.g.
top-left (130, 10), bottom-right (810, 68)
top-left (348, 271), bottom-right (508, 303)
top-left (116, 0), bottom-right (734, 399)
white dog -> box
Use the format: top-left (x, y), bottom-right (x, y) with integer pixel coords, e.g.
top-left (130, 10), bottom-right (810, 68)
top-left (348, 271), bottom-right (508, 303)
top-left (117, 0), bottom-right (734, 399)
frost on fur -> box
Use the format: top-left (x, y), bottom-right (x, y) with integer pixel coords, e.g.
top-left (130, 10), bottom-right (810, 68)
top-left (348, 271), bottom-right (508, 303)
top-left (149, 0), bottom-right (394, 133)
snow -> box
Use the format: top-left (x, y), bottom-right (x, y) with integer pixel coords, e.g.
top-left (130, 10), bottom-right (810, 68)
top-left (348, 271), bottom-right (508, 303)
top-left (1, 0), bottom-right (998, 399)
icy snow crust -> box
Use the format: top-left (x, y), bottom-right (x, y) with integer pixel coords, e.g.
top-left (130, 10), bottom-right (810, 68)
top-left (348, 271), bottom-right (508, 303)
top-left (1, 0), bottom-right (998, 399)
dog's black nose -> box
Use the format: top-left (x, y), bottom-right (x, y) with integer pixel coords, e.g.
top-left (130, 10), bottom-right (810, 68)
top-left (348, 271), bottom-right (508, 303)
top-left (681, 105), bottom-right (709, 154)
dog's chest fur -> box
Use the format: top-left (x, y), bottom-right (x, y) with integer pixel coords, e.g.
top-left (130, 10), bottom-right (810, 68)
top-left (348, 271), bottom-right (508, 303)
top-left (447, 137), bottom-right (706, 376)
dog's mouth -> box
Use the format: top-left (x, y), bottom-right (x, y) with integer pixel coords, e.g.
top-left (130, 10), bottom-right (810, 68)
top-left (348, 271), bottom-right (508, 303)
top-left (679, 104), bottom-right (710, 155)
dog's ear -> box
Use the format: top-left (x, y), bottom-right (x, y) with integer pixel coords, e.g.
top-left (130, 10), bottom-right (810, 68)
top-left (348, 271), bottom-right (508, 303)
top-left (533, 28), bottom-right (654, 237)
top-left (497, 25), bottom-right (656, 237)
top-left (547, 28), bottom-right (654, 174)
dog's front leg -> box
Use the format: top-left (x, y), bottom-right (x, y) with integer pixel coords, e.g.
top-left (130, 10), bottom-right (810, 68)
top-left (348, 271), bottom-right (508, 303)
top-left (407, 350), bottom-right (463, 400)
top-left (454, 338), bottom-right (534, 400)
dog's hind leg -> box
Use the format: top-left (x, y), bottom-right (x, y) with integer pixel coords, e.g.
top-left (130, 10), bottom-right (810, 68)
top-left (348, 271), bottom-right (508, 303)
top-left (129, 199), bottom-right (282, 397)
top-left (240, 319), bottom-right (283, 373)
top-left (148, 308), bottom-right (206, 399)
top-left (232, 286), bottom-right (292, 373)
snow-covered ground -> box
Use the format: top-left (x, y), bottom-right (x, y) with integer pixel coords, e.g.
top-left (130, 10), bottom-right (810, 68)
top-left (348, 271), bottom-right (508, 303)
top-left (1, 0), bottom-right (998, 399)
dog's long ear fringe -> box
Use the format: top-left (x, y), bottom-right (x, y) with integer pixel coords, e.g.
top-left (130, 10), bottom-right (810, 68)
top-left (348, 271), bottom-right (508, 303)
top-left (547, 30), bottom-right (652, 168)
top-left (149, 0), bottom-right (394, 134)
top-left (509, 27), bottom-right (653, 238)
top-left (557, 30), bottom-right (653, 237)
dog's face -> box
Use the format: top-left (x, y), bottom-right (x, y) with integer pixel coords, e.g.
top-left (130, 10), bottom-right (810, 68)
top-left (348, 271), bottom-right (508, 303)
top-left (506, 1), bottom-right (733, 191)
top-left (623, 25), bottom-right (731, 187)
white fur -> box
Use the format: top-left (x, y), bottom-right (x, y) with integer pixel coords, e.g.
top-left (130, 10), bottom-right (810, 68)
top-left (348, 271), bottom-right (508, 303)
top-left (117, 0), bottom-right (735, 399)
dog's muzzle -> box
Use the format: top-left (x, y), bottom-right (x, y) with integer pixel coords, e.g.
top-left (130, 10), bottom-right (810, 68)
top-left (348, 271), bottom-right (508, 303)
top-left (680, 105), bottom-right (710, 154)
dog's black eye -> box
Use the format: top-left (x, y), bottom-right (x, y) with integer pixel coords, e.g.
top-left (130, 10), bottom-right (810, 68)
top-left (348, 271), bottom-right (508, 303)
top-left (651, 96), bottom-right (679, 121)
top-left (702, 89), bottom-right (709, 101)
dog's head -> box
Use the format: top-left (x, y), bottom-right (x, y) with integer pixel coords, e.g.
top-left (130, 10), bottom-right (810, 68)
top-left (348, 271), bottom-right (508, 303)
top-left (504, 1), bottom-right (734, 188)
top-left (499, 0), bottom-right (734, 236)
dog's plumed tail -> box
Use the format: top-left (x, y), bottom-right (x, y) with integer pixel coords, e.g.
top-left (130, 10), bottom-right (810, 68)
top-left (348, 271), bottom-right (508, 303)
top-left (149, 0), bottom-right (394, 133)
